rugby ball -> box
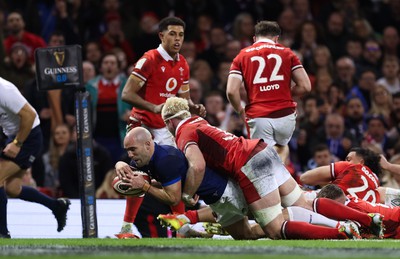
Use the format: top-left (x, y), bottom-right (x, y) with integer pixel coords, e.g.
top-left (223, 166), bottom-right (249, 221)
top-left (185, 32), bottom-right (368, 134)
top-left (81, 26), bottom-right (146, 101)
top-left (112, 171), bottom-right (150, 197)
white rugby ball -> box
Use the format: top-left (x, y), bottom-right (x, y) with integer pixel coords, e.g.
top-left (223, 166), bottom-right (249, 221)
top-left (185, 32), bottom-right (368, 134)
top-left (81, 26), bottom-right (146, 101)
top-left (112, 171), bottom-right (150, 197)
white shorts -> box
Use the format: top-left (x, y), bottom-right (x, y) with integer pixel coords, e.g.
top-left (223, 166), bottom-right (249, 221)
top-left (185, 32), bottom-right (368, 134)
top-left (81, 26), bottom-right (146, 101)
top-left (247, 113), bottom-right (296, 146)
top-left (148, 127), bottom-right (176, 147)
top-left (209, 180), bottom-right (248, 227)
top-left (241, 145), bottom-right (292, 199)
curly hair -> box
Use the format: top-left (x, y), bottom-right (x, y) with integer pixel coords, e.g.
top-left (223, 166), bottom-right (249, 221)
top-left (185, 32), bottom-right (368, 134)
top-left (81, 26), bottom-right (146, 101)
top-left (161, 97), bottom-right (191, 121)
top-left (350, 147), bottom-right (382, 177)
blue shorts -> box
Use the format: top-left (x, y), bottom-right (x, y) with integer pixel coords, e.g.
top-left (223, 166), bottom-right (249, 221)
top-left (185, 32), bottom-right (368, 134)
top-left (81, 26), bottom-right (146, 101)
top-left (1, 126), bottom-right (43, 170)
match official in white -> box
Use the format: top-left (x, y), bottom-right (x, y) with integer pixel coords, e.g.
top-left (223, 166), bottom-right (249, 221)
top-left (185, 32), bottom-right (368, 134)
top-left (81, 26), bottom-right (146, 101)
top-left (0, 77), bottom-right (70, 238)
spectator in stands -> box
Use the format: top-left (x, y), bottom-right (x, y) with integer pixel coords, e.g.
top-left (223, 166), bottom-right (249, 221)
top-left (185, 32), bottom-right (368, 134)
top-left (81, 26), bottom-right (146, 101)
top-left (198, 25), bottom-right (229, 71)
top-left (100, 11), bottom-right (135, 64)
top-left (213, 60), bottom-right (231, 92)
top-left (381, 26), bottom-right (400, 59)
top-left (191, 59), bottom-right (214, 94)
top-left (346, 69), bottom-right (377, 112)
top-left (344, 97), bottom-right (367, 146)
top-left (277, 8), bottom-right (298, 47)
top-left (298, 94), bottom-right (324, 167)
top-left (360, 39), bottom-right (383, 78)
top-left (180, 40), bottom-right (197, 67)
top-left (309, 45), bottom-right (335, 79)
top-left (292, 21), bottom-right (325, 72)
top-left (327, 83), bottom-right (346, 114)
top-left (82, 61), bottom-right (97, 85)
top-left (362, 114), bottom-right (395, 156)
top-left (224, 40), bottom-right (241, 61)
top-left (324, 11), bottom-right (348, 61)
top-left (41, 124), bottom-right (72, 197)
top-left (313, 113), bottom-right (355, 161)
top-left (4, 12), bottom-right (46, 64)
top-left (351, 18), bottom-right (377, 42)
top-left (204, 91), bottom-right (226, 127)
top-left (59, 138), bottom-right (113, 199)
top-left (132, 12), bottom-right (160, 59)
top-left (189, 78), bottom-right (203, 105)
top-left (377, 56), bottom-right (400, 95)
top-left (291, 0), bottom-right (313, 25)
top-left (232, 12), bottom-right (254, 48)
top-left (191, 13), bottom-right (213, 53)
top-left (389, 93), bottom-right (400, 141)
top-left (369, 84), bottom-right (393, 128)
top-left (84, 41), bottom-right (103, 73)
top-left (85, 52), bottom-right (131, 164)
top-left (334, 56), bottom-right (357, 93)
top-left (0, 42), bottom-right (35, 94)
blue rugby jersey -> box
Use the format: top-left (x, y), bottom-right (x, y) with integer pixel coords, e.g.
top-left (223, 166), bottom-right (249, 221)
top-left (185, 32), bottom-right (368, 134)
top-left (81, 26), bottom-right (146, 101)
top-left (130, 143), bottom-right (228, 204)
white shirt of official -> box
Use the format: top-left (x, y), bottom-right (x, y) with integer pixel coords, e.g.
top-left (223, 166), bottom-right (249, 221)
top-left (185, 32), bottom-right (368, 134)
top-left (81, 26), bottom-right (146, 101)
top-left (0, 77), bottom-right (40, 137)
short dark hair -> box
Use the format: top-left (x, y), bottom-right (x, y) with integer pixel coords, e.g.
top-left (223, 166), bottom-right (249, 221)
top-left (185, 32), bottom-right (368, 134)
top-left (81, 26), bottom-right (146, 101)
top-left (255, 21), bottom-right (281, 37)
top-left (312, 144), bottom-right (330, 156)
top-left (159, 16), bottom-right (186, 32)
top-left (350, 147), bottom-right (382, 177)
top-left (317, 184), bottom-right (345, 200)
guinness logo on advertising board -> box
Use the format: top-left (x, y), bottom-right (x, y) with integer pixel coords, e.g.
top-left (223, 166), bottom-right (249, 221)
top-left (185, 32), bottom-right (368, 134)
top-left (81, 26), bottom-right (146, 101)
top-left (53, 51), bottom-right (65, 66)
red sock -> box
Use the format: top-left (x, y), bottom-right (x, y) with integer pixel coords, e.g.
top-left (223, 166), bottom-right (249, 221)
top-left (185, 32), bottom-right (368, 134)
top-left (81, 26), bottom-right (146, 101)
top-left (170, 200), bottom-right (185, 214)
top-left (282, 221), bottom-right (346, 239)
top-left (313, 198), bottom-right (371, 227)
top-left (184, 210), bottom-right (199, 224)
top-left (123, 196), bottom-right (144, 223)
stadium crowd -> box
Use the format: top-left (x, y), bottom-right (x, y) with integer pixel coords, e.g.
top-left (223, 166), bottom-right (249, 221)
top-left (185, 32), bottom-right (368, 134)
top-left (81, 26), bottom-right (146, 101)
top-left (0, 0), bottom-right (400, 238)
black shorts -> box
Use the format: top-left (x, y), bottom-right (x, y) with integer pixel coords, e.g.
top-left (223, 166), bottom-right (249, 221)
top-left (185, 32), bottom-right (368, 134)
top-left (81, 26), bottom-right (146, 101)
top-left (1, 126), bottom-right (43, 170)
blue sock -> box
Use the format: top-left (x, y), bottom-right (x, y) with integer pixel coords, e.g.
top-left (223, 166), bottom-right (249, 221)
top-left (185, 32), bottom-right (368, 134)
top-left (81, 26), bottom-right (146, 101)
top-left (0, 187), bottom-right (8, 235)
top-left (17, 186), bottom-right (58, 212)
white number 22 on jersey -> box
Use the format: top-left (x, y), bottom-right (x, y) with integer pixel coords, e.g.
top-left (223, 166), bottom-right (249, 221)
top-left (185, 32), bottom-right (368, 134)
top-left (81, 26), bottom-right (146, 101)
top-left (250, 54), bottom-right (284, 84)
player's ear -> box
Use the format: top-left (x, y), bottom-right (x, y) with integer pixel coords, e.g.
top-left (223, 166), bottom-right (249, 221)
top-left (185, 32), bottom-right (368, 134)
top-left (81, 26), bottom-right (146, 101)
top-left (159, 32), bottom-right (164, 42)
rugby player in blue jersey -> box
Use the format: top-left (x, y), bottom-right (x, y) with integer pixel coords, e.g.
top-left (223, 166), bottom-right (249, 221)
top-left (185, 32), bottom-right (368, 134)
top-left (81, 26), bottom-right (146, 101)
top-left (116, 127), bottom-right (366, 240)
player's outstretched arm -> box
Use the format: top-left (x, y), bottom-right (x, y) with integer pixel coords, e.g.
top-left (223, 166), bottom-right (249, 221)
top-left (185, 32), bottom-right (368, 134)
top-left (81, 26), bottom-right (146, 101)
top-left (300, 165), bottom-right (332, 186)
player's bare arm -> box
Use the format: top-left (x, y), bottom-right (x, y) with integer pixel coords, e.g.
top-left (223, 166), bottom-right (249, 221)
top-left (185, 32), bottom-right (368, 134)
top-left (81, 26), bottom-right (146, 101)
top-left (291, 67), bottom-right (311, 97)
top-left (226, 75), bottom-right (244, 114)
top-left (182, 144), bottom-right (205, 206)
top-left (3, 103), bottom-right (36, 158)
top-left (300, 165), bottom-right (332, 186)
top-left (178, 89), bottom-right (206, 117)
top-left (121, 75), bottom-right (163, 113)
top-left (146, 181), bottom-right (183, 206)
top-left (379, 154), bottom-right (400, 175)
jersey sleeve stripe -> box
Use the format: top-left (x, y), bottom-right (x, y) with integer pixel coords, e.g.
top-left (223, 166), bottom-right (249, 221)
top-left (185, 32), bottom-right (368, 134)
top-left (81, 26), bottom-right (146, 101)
top-left (330, 163), bottom-right (335, 180)
top-left (131, 71), bottom-right (147, 82)
top-left (228, 73), bottom-right (243, 81)
top-left (291, 65), bottom-right (303, 71)
top-left (162, 177), bottom-right (181, 187)
top-left (178, 88), bottom-right (190, 94)
top-left (183, 142), bottom-right (198, 154)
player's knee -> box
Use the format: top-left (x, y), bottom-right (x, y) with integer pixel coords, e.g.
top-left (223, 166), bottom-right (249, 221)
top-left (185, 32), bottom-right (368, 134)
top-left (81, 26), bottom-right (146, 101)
top-left (281, 185), bottom-right (303, 207)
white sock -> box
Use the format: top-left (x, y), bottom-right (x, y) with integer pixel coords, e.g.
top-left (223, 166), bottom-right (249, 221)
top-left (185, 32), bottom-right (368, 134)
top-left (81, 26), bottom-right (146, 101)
top-left (385, 187), bottom-right (400, 206)
top-left (287, 206), bottom-right (340, 228)
top-left (122, 221), bottom-right (132, 227)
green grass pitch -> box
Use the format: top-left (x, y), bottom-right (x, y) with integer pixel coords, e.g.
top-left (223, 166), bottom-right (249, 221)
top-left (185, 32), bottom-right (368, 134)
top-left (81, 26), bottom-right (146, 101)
top-left (1, 238), bottom-right (400, 259)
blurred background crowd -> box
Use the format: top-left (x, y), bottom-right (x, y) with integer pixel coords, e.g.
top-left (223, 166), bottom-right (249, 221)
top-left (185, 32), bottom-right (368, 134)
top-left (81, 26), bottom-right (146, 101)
top-left (0, 0), bottom-right (399, 200)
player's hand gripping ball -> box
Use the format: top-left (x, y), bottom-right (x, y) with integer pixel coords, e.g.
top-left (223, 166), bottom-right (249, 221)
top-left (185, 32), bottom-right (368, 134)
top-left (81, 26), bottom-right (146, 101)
top-left (112, 170), bottom-right (150, 197)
